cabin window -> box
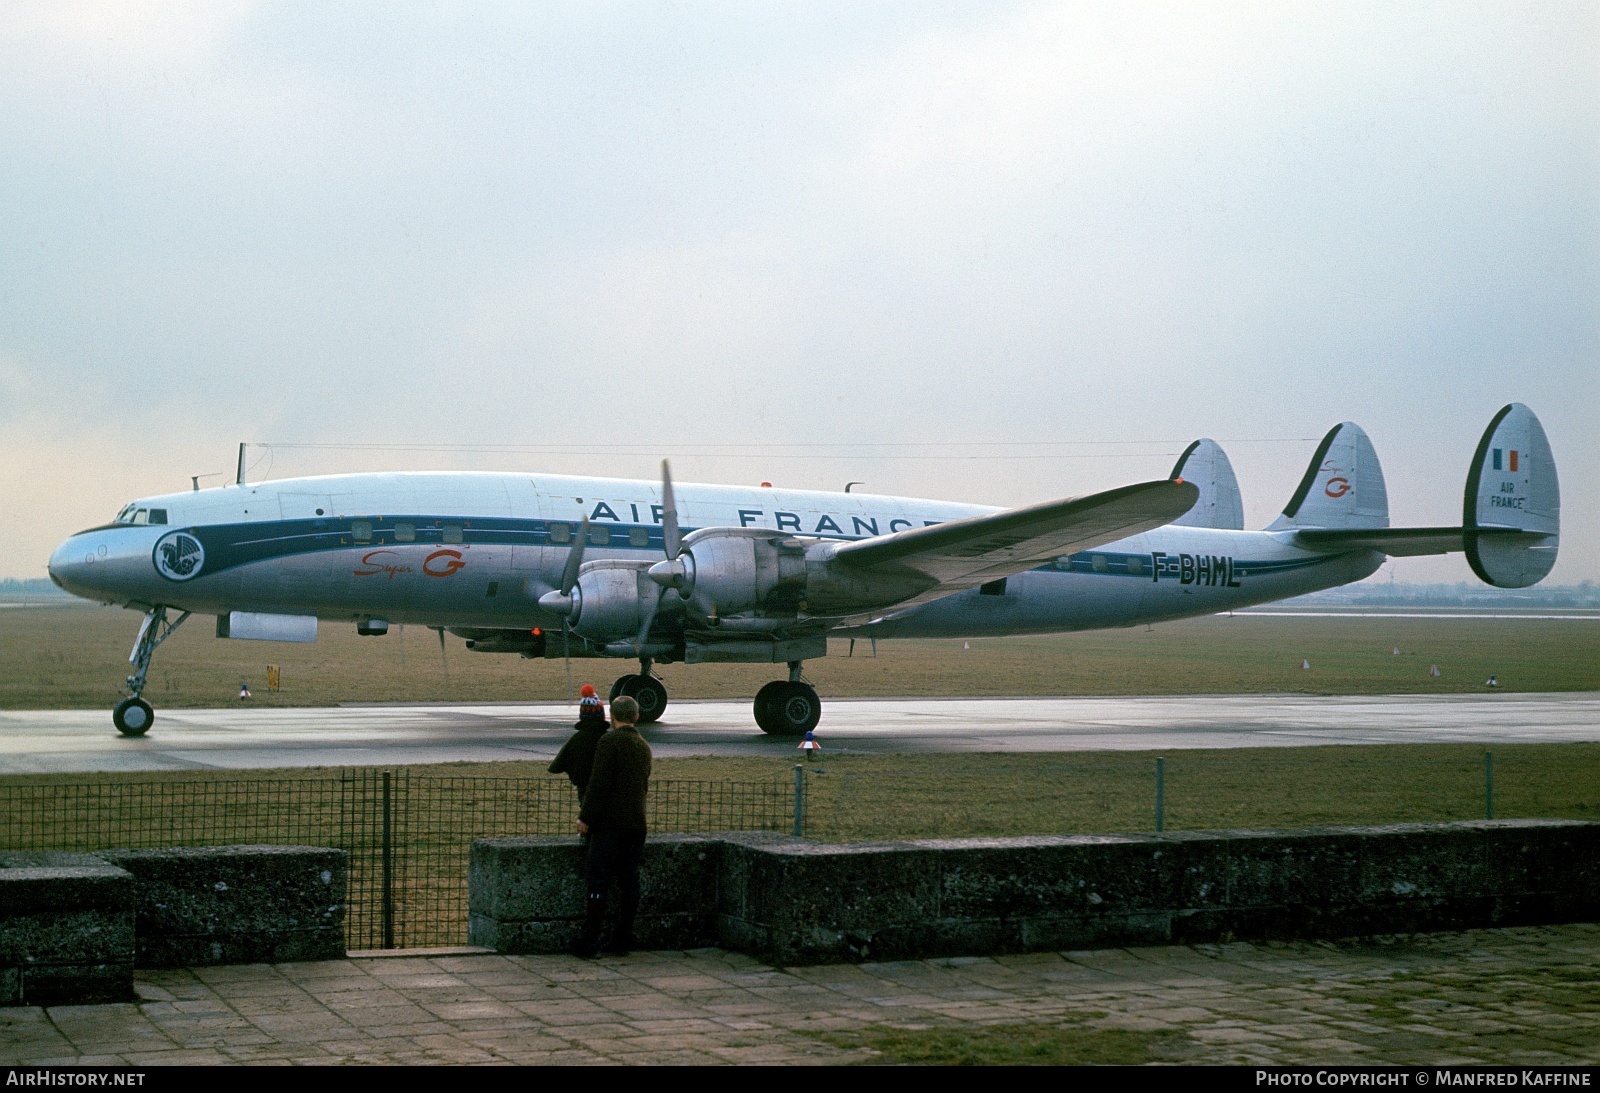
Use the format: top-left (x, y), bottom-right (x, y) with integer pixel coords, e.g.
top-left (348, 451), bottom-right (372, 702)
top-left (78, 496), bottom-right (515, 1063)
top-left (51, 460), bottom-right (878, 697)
top-left (1126, 556), bottom-right (1144, 576)
top-left (589, 524), bottom-right (611, 546)
top-left (394, 522), bottom-right (416, 543)
top-left (1053, 556), bottom-right (1072, 571)
top-left (629, 526), bottom-right (650, 547)
top-left (548, 522), bottom-right (570, 544)
top-left (147, 509), bottom-right (167, 525)
top-left (1092, 555), bottom-right (1108, 573)
top-left (442, 525), bottom-right (464, 545)
top-left (979, 578), bottom-right (1008, 596)
top-left (351, 520), bottom-right (373, 543)
top-left (486, 581), bottom-right (499, 598)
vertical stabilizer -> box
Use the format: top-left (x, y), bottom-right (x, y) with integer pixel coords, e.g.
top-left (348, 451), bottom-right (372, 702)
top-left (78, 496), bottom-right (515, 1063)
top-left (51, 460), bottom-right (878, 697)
top-left (1168, 439), bottom-right (1245, 530)
top-left (1267, 422), bottom-right (1388, 531)
top-left (1464, 403), bottom-right (1559, 587)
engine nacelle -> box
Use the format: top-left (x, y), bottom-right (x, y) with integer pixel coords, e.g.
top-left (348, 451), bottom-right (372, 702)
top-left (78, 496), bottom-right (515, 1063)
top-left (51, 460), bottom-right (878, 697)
top-left (568, 561), bottom-right (654, 641)
top-left (675, 529), bottom-right (806, 617)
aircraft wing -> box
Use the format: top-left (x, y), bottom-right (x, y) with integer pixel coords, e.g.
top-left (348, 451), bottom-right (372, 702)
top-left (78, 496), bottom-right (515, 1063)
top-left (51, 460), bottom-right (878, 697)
top-left (1292, 526), bottom-right (1550, 558)
top-left (829, 479), bottom-right (1198, 591)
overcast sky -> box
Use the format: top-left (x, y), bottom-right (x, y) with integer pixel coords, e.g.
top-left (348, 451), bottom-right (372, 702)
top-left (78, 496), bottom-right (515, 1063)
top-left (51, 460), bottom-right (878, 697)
top-left (2, 2), bottom-right (1596, 584)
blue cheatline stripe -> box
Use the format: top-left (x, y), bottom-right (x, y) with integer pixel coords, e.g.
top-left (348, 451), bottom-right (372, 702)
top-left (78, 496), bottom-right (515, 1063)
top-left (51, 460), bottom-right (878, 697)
top-left (1037, 550), bottom-right (1338, 580)
top-left (180, 515), bottom-right (699, 578)
top-left (142, 514), bottom-right (1353, 584)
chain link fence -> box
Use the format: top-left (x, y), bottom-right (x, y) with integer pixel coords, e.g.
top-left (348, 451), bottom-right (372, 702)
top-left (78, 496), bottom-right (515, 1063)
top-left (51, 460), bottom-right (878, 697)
top-left (0, 772), bottom-right (793, 950)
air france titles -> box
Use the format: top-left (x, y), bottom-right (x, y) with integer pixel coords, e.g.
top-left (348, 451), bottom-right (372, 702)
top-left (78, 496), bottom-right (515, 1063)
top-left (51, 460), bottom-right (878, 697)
top-left (1490, 480), bottom-right (1526, 510)
top-left (1151, 551), bottom-right (1242, 587)
top-left (586, 503), bottom-right (924, 537)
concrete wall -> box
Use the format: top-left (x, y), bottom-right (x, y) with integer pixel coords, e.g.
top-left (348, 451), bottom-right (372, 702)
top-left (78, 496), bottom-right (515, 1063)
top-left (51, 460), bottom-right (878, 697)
top-left (99, 846), bottom-right (348, 967)
top-left (469, 835), bottom-right (717, 952)
top-left (0, 853), bottom-right (135, 1006)
top-left (470, 820), bottom-right (1600, 965)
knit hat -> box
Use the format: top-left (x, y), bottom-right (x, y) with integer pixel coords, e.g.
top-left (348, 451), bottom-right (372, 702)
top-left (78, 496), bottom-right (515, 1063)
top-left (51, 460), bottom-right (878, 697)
top-left (579, 684), bottom-right (597, 698)
top-left (578, 683), bottom-right (603, 713)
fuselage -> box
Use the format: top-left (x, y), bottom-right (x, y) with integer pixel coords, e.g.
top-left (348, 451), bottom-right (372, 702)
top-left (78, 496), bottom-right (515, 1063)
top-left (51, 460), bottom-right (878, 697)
top-left (47, 471), bottom-right (1382, 640)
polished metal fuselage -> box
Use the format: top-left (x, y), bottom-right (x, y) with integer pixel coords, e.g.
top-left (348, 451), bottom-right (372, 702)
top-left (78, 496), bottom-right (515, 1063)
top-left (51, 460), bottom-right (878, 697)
top-left (48, 471), bottom-right (1381, 642)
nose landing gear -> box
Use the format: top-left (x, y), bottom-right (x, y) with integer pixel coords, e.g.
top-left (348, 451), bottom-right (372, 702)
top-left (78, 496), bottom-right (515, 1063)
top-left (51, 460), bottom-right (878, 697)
top-left (114, 606), bottom-right (190, 737)
top-left (113, 696), bottom-right (154, 737)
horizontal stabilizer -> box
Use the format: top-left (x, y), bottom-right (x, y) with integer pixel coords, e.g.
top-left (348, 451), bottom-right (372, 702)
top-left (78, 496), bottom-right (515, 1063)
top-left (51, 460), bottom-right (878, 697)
top-left (1169, 439), bottom-right (1244, 530)
top-left (832, 479), bottom-right (1198, 589)
top-left (1293, 526), bottom-right (1547, 558)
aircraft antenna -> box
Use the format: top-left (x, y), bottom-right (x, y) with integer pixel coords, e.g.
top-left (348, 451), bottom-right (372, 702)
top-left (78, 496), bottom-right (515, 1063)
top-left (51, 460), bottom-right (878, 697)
top-left (236, 443), bottom-right (247, 487)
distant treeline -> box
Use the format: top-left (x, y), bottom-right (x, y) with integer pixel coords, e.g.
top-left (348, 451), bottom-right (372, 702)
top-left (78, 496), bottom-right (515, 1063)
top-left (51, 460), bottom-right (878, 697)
top-left (0, 578), bottom-right (68, 597)
top-left (1285, 581), bottom-right (1600, 609)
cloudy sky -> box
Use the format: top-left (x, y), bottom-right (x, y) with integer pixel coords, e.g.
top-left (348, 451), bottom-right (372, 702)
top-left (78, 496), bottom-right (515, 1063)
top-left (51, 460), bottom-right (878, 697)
top-left (2, 2), bottom-right (1596, 583)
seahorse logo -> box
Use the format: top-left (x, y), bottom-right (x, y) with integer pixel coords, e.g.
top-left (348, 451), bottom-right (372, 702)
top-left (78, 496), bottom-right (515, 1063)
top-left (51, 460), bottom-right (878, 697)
top-left (153, 531), bottom-right (206, 581)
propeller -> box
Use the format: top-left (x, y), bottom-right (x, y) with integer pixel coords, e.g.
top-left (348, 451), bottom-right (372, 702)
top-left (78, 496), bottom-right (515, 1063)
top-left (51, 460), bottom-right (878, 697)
top-left (647, 460), bottom-right (689, 596)
top-left (432, 626), bottom-right (449, 686)
top-left (536, 516), bottom-right (588, 701)
top-left (633, 461), bottom-right (681, 654)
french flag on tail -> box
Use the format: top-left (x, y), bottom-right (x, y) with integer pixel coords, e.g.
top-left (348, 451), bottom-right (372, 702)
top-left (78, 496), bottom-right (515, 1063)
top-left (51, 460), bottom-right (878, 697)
top-left (1492, 449), bottom-right (1519, 472)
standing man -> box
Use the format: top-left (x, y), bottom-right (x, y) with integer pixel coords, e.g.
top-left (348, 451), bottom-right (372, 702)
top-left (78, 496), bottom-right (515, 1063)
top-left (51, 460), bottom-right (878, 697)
top-left (574, 693), bottom-right (651, 958)
top-left (549, 684), bottom-right (608, 805)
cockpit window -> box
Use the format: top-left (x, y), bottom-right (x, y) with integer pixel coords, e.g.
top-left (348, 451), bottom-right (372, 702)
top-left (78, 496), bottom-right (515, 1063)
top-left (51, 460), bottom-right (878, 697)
top-left (148, 509), bottom-right (168, 525)
top-left (115, 504), bottom-right (137, 524)
top-left (130, 509), bottom-right (149, 525)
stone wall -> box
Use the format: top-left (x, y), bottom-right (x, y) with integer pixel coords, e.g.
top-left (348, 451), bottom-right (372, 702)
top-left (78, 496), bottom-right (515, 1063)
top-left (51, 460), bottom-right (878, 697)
top-left (99, 846), bottom-right (347, 967)
top-left (469, 835), bottom-right (717, 952)
top-left (470, 820), bottom-right (1600, 965)
top-left (0, 853), bottom-right (135, 1005)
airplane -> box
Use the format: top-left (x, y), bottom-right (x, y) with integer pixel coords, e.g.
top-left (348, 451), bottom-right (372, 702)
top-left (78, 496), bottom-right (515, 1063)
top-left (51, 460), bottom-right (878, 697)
top-left (47, 403), bottom-right (1559, 738)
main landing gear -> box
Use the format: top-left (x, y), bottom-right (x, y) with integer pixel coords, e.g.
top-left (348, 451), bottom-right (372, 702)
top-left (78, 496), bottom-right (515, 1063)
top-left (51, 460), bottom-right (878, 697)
top-left (610, 657), bottom-right (668, 724)
top-left (753, 661), bottom-right (820, 736)
top-left (113, 606), bottom-right (190, 738)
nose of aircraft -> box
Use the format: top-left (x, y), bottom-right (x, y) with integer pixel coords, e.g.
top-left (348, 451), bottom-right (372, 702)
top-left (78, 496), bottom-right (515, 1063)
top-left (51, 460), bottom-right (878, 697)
top-left (48, 529), bottom-right (137, 601)
top-left (48, 532), bottom-right (101, 598)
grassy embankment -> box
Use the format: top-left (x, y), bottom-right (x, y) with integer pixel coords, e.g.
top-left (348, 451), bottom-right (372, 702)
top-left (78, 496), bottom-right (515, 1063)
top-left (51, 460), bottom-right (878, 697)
top-left (3, 604), bottom-right (1598, 709)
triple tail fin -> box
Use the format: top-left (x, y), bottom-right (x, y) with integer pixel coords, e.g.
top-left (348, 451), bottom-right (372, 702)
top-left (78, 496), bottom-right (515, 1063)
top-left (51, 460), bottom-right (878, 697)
top-left (1463, 402), bottom-right (1559, 587)
top-left (1266, 422), bottom-right (1389, 531)
top-left (1287, 404), bottom-right (1559, 588)
top-left (1168, 439), bottom-right (1244, 530)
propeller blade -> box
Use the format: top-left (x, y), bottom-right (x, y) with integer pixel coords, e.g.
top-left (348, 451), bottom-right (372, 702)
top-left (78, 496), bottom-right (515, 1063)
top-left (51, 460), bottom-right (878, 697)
top-left (559, 516), bottom-right (589, 595)
top-left (562, 620), bottom-right (572, 700)
top-left (634, 584), bottom-right (663, 654)
top-left (660, 460), bottom-right (680, 561)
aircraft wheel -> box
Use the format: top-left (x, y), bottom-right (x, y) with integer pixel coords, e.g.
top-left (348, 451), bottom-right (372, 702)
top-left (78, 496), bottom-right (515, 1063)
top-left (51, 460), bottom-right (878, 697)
top-left (752, 681), bottom-right (787, 733)
top-left (113, 697), bottom-right (154, 738)
top-left (758, 681), bottom-right (820, 736)
top-left (609, 675), bottom-right (634, 702)
top-left (618, 675), bottom-right (668, 724)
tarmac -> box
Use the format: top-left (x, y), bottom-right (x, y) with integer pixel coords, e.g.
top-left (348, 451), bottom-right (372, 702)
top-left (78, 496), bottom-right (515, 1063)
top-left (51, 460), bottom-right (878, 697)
top-left (1, 692), bottom-right (1597, 773)
top-left (3, 924), bottom-right (1597, 1065)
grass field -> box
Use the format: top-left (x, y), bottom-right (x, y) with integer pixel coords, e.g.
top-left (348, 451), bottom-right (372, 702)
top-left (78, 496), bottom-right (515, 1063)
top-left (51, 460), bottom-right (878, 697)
top-left (5, 745), bottom-right (1596, 839)
top-left (2, 604), bottom-right (1597, 709)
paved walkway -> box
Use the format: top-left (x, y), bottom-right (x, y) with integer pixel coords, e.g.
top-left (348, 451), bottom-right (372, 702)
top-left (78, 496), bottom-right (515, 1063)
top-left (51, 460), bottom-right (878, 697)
top-left (4, 693), bottom-right (1600, 773)
top-left (4, 924), bottom-right (1598, 1065)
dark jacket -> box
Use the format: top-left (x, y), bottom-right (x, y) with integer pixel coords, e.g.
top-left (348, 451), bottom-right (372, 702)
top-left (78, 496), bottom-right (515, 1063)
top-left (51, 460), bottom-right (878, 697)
top-left (578, 724), bottom-right (652, 833)
top-left (549, 722), bottom-right (607, 798)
